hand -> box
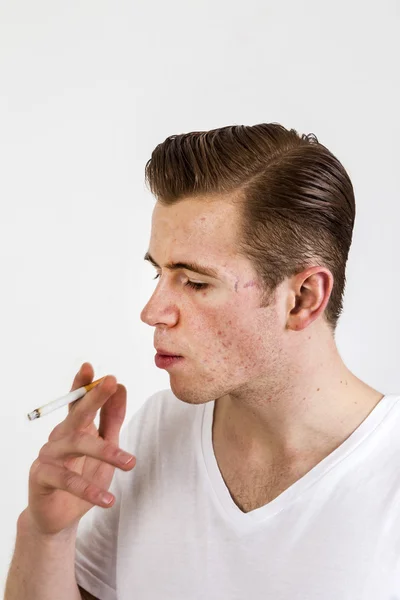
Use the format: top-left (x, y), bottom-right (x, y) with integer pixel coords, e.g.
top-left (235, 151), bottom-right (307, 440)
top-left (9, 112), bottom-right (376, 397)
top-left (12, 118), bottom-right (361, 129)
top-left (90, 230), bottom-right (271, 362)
top-left (24, 362), bottom-right (136, 537)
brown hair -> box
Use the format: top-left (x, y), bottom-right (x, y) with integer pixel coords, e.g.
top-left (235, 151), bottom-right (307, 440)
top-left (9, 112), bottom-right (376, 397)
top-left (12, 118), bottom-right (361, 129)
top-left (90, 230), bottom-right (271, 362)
top-left (145, 123), bottom-right (356, 334)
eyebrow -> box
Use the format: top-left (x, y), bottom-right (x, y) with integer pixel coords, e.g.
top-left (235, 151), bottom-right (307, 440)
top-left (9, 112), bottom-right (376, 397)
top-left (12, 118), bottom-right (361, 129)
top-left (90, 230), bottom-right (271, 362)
top-left (144, 252), bottom-right (220, 279)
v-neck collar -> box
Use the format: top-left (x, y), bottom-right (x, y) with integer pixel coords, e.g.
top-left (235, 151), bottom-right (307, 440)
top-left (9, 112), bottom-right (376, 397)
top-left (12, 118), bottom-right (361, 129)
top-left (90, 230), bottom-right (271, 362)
top-left (199, 394), bottom-right (400, 535)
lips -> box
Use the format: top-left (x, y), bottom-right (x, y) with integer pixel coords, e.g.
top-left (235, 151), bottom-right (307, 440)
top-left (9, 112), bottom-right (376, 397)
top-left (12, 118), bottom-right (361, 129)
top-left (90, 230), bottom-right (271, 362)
top-left (155, 348), bottom-right (182, 357)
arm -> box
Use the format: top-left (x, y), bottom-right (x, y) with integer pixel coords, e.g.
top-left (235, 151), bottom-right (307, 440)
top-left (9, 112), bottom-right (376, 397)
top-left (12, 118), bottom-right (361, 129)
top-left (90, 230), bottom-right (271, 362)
top-left (5, 367), bottom-right (129, 600)
top-left (4, 509), bottom-right (82, 600)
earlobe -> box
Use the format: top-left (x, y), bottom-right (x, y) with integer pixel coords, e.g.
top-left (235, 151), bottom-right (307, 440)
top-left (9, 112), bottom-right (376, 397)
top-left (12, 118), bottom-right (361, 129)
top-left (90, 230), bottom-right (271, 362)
top-left (287, 302), bottom-right (315, 332)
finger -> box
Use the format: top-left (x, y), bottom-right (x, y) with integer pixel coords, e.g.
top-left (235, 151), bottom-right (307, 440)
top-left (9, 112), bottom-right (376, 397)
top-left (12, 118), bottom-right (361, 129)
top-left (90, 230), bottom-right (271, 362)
top-left (38, 430), bottom-right (136, 470)
top-left (31, 461), bottom-right (116, 507)
top-left (98, 383), bottom-right (127, 445)
top-left (48, 363), bottom-right (97, 442)
top-left (68, 362), bottom-right (95, 414)
top-left (63, 374), bottom-right (118, 433)
top-left (70, 362), bottom-right (94, 394)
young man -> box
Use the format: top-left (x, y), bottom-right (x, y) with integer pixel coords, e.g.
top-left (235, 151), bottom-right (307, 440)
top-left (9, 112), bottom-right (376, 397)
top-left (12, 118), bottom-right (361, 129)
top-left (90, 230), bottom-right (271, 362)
top-left (6, 124), bottom-right (399, 600)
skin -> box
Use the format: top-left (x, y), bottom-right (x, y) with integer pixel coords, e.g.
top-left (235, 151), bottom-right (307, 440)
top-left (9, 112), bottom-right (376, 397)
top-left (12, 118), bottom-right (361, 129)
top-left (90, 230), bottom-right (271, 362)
top-left (140, 196), bottom-right (384, 504)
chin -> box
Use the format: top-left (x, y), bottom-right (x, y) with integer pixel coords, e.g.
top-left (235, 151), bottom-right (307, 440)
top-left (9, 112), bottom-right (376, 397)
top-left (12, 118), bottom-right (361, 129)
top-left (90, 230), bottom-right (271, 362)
top-left (169, 380), bottom-right (216, 406)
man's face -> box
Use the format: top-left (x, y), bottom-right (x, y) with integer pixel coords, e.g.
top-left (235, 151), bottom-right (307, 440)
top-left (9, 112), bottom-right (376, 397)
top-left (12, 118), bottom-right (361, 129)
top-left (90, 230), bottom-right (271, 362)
top-left (140, 197), bottom-right (286, 404)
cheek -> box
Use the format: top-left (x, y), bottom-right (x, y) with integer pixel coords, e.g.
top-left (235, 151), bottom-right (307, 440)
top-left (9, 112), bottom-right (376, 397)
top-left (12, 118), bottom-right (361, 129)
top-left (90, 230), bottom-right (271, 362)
top-left (191, 295), bottom-right (275, 357)
top-left (213, 316), bottom-right (264, 357)
top-left (210, 325), bottom-right (266, 380)
top-left (191, 309), bottom-right (237, 352)
top-left (209, 304), bottom-right (279, 361)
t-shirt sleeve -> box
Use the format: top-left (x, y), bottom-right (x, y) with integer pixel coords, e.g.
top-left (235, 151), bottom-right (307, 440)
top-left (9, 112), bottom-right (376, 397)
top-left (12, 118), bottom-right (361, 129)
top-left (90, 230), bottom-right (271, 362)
top-left (74, 423), bottom-right (129, 600)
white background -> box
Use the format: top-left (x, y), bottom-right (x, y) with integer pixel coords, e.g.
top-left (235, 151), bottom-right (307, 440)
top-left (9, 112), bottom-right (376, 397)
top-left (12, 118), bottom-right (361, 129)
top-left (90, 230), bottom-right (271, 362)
top-left (1, 0), bottom-right (399, 592)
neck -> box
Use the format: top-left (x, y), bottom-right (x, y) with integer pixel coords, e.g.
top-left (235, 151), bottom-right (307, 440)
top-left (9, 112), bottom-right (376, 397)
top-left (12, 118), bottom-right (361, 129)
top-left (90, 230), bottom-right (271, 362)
top-left (213, 324), bottom-right (384, 466)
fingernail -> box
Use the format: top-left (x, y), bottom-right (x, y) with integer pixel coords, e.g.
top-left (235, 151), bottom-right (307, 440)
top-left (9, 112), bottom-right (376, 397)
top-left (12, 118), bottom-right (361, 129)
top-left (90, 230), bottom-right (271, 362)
top-left (101, 492), bottom-right (114, 504)
top-left (118, 452), bottom-right (134, 465)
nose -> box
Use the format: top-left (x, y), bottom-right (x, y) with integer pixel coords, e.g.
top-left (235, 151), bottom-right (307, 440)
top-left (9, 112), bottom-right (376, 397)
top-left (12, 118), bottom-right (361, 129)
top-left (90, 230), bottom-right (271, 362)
top-left (140, 285), bottom-right (179, 327)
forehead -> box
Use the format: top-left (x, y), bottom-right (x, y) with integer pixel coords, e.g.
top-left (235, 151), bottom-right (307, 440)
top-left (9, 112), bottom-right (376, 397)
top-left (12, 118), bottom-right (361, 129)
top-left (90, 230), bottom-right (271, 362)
top-left (150, 198), bottom-right (240, 259)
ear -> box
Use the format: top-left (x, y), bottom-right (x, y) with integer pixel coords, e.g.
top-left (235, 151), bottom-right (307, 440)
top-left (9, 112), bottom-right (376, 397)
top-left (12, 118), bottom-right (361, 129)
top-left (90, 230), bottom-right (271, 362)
top-left (285, 266), bottom-right (334, 331)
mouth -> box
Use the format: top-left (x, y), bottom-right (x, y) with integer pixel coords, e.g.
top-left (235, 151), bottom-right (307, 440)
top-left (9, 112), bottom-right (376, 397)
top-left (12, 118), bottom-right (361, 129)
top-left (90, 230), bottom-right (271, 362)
top-left (155, 348), bottom-right (182, 357)
top-left (154, 353), bottom-right (184, 369)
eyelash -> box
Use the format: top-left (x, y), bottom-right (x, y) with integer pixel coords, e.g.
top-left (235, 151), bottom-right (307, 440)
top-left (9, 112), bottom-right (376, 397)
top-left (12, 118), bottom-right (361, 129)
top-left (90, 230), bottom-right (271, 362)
top-left (152, 273), bottom-right (207, 291)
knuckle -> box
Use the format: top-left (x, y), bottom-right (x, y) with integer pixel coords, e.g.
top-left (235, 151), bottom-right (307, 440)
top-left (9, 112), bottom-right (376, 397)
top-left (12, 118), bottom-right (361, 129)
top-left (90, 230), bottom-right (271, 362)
top-left (80, 409), bottom-right (96, 422)
top-left (29, 458), bottom-right (43, 478)
top-left (63, 471), bottom-right (97, 502)
top-left (70, 430), bottom-right (87, 448)
top-left (48, 423), bottom-right (65, 442)
top-left (63, 469), bottom-right (81, 493)
top-left (30, 462), bottom-right (51, 487)
top-left (38, 442), bottom-right (51, 460)
top-left (85, 482), bottom-right (102, 502)
top-left (101, 441), bottom-right (118, 460)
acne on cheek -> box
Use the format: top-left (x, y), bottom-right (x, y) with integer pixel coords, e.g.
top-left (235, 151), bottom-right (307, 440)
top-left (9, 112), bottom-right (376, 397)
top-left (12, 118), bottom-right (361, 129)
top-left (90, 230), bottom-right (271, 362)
top-left (216, 330), bottom-right (233, 350)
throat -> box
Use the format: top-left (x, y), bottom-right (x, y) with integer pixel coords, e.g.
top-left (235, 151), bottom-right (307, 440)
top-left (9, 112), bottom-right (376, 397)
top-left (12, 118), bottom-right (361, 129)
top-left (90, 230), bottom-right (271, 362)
top-left (211, 400), bottom-right (338, 513)
top-left (212, 441), bottom-right (310, 513)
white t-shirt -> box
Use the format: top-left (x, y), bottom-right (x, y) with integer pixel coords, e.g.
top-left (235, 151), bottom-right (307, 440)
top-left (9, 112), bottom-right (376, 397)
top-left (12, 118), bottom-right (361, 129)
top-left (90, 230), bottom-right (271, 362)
top-left (75, 389), bottom-right (400, 600)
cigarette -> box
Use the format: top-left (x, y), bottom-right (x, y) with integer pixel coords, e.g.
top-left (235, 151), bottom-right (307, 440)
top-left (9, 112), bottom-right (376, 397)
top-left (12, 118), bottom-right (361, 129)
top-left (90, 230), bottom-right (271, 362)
top-left (27, 376), bottom-right (107, 421)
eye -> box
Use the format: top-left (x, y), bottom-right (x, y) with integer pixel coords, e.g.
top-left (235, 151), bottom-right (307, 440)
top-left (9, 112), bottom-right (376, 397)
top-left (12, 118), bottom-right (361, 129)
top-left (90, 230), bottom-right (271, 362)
top-left (185, 280), bottom-right (208, 291)
top-left (152, 273), bottom-right (208, 291)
